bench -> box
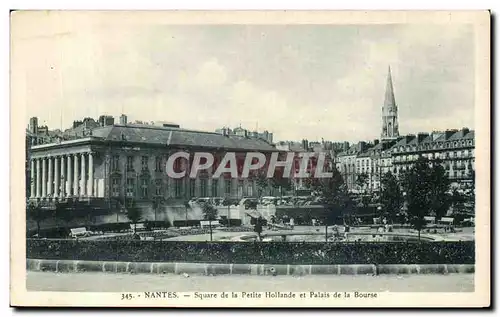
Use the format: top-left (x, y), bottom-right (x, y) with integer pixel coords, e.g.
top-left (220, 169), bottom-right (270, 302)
top-left (130, 223), bottom-right (146, 231)
top-left (424, 216), bottom-right (436, 224)
top-left (200, 220), bottom-right (221, 228)
top-left (439, 217), bottom-right (454, 224)
top-left (70, 227), bottom-right (91, 238)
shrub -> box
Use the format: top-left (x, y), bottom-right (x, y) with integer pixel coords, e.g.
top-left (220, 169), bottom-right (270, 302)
top-left (26, 239), bottom-right (475, 265)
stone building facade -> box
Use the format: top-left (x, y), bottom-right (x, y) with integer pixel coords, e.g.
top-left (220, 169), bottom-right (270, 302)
top-left (28, 124), bottom-right (277, 214)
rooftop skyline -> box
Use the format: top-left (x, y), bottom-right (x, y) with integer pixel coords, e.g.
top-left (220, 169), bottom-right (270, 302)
top-left (13, 12), bottom-right (475, 143)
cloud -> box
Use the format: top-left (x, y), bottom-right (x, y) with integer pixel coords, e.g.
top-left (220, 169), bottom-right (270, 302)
top-left (13, 18), bottom-right (475, 143)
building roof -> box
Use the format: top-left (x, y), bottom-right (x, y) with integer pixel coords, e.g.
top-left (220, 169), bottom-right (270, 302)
top-left (357, 151), bottom-right (372, 158)
top-left (90, 124), bottom-right (277, 151)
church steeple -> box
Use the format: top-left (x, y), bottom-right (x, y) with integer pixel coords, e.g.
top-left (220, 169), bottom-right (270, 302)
top-left (384, 66), bottom-right (396, 109)
top-left (381, 66), bottom-right (399, 141)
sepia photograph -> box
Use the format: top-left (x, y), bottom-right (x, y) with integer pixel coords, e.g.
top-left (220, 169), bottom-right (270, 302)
top-left (10, 10), bottom-right (490, 307)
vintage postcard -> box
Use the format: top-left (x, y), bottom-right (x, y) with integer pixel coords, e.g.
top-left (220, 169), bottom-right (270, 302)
top-left (10, 10), bottom-right (490, 307)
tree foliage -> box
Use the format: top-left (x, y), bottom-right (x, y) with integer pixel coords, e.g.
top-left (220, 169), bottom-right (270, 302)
top-left (254, 169), bottom-right (269, 198)
top-left (27, 202), bottom-right (44, 236)
top-left (380, 171), bottom-right (403, 222)
top-left (317, 168), bottom-right (351, 224)
top-left (270, 166), bottom-right (292, 196)
top-left (126, 200), bottom-right (142, 232)
top-left (54, 201), bottom-right (73, 227)
top-left (202, 203), bottom-right (218, 221)
top-left (355, 172), bottom-right (369, 192)
top-left (202, 203), bottom-right (218, 241)
top-left (401, 157), bottom-right (452, 238)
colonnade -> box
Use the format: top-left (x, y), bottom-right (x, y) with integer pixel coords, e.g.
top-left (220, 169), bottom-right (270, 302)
top-left (29, 152), bottom-right (94, 199)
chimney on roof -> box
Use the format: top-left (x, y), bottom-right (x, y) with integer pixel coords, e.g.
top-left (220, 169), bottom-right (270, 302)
top-left (461, 127), bottom-right (470, 137)
top-left (29, 117), bottom-right (38, 134)
top-left (405, 135), bottom-right (415, 143)
top-left (120, 114), bottom-right (128, 125)
top-left (302, 139), bottom-right (309, 151)
top-left (417, 133), bottom-right (429, 143)
top-left (357, 141), bottom-right (367, 152)
top-left (444, 130), bottom-right (456, 140)
top-left (374, 139), bottom-right (379, 145)
top-left (432, 131), bottom-right (443, 141)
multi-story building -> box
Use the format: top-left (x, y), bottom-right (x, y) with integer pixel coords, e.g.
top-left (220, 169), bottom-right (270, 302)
top-left (336, 141), bottom-right (371, 191)
top-left (390, 128), bottom-right (475, 189)
top-left (28, 123), bottom-right (278, 217)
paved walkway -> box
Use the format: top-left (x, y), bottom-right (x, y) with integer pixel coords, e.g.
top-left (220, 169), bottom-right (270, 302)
top-left (26, 271), bottom-right (474, 292)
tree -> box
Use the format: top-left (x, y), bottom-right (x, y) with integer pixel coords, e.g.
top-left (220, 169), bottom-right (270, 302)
top-left (27, 202), bottom-right (44, 237)
top-left (202, 203), bottom-right (218, 242)
top-left (361, 195), bottom-right (371, 208)
top-left (254, 170), bottom-right (269, 198)
top-left (126, 200), bottom-right (142, 233)
top-left (401, 157), bottom-right (451, 240)
top-left (465, 169), bottom-right (475, 213)
top-left (55, 201), bottom-right (73, 229)
top-left (428, 159), bottom-right (452, 221)
top-left (270, 167), bottom-right (293, 197)
top-left (317, 168), bottom-right (350, 241)
top-left (356, 172), bottom-right (369, 193)
top-left (152, 197), bottom-right (164, 223)
top-left (450, 189), bottom-right (467, 221)
top-left (254, 216), bottom-right (264, 241)
top-left (380, 171), bottom-right (403, 223)
top-left (184, 200), bottom-right (191, 227)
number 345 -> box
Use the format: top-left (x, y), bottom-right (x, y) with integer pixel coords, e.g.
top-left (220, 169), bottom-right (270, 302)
top-left (121, 293), bottom-right (134, 300)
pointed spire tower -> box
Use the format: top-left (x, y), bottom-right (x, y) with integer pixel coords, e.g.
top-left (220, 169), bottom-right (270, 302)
top-left (381, 66), bottom-right (399, 141)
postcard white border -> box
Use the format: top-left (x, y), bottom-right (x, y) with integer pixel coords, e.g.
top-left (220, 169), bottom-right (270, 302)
top-left (9, 10), bottom-right (490, 308)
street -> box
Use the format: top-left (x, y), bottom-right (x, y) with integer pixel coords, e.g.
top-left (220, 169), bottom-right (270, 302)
top-left (27, 272), bottom-right (474, 292)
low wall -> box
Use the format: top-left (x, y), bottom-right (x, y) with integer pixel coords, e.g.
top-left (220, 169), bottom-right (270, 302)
top-left (26, 239), bottom-right (475, 265)
top-left (26, 259), bottom-right (475, 275)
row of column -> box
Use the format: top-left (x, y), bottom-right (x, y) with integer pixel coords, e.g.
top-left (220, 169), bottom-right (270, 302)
top-left (30, 152), bottom-right (94, 199)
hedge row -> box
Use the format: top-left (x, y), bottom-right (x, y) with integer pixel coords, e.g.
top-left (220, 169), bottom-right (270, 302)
top-left (26, 239), bottom-right (475, 265)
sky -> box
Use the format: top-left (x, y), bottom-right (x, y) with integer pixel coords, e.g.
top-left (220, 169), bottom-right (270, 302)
top-left (12, 12), bottom-right (475, 143)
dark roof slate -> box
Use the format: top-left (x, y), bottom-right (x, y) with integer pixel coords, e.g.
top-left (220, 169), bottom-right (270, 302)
top-left (91, 125), bottom-right (276, 151)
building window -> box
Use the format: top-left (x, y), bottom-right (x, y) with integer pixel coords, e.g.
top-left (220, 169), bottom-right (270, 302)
top-left (247, 184), bottom-right (253, 197)
top-left (200, 179), bottom-right (208, 197)
top-left (155, 156), bottom-right (163, 172)
top-left (141, 178), bottom-right (149, 198)
top-left (212, 179), bottom-right (219, 197)
top-left (174, 179), bottom-right (182, 198)
top-left (127, 156), bottom-right (134, 171)
top-left (238, 180), bottom-right (244, 198)
top-left (126, 178), bottom-right (135, 197)
top-left (141, 156), bottom-right (149, 171)
top-left (155, 179), bottom-right (162, 196)
top-left (112, 178), bottom-right (120, 196)
top-left (112, 155), bottom-right (120, 171)
top-left (189, 179), bottom-right (196, 197)
top-left (225, 180), bottom-right (231, 195)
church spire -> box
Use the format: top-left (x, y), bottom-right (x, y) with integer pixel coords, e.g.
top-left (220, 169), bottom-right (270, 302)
top-left (381, 65), bottom-right (399, 141)
top-left (384, 65), bottom-right (396, 110)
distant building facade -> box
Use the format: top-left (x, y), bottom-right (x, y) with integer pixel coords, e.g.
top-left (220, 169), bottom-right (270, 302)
top-left (215, 126), bottom-right (273, 144)
top-left (336, 67), bottom-right (475, 193)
